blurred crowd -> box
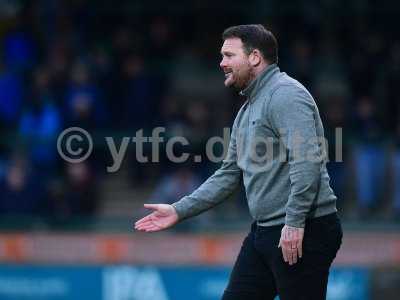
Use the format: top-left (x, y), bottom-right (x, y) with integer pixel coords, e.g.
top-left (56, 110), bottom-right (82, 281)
top-left (0, 0), bottom-right (399, 227)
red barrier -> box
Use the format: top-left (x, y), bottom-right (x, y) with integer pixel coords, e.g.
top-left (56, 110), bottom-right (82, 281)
top-left (0, 231), bottom-right (399, 266)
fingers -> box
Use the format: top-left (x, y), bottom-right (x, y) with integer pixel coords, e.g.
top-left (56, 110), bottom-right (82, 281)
top-left (135, 222), bottom-right (150, 231)
top-left (143, 203), bottom-right (161, 210)
top-left (282, 245), bottom-right (297, 265)
top-left (144, 225), bottom-right (162, 232)
top-left (136, 222), bottom-right (160, 232)
top-left (134, 214), bottom-right (153, 227)
top-left (282, 250), bottom-right (288, 263)
top-left (297, 239), bottom-right (303, 259)
top-left (291, 248), bottom-right (297, 264)
top-left (293, 227), bottom-right (303, 259)
top-left (283, 227), bottom-right (291, 263)
top-left (279, 236), bottom-right (294, 264)
top-left (279, 238), bottom-right (288, 263)
top-left (134, 204), bottom-right (161, 230)
top-left (280, 245), bottom-right (296, 264)
top-left (135, 218), bottom-right (152, 229)
top-left (134, 215), bottom-right (162, 232)
top-left (285, 242), bottom-right (297, 265)
top-left (134, 221), bottom-right (148, 231)
top-left (288, 230), bottom-right (298, 265)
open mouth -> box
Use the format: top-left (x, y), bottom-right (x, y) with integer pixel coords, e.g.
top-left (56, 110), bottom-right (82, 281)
top-left (224, 72), bottom-right (232, 78)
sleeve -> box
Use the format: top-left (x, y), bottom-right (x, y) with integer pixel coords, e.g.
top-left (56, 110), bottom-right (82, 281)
top-left (269, 84), bottom-right (323, 228)
top-left (171, 119), bottom-right (242, 221)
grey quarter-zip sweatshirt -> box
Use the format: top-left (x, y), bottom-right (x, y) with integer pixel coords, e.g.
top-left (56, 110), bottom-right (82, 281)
top-left (172, 64), bottom-right (337, 228)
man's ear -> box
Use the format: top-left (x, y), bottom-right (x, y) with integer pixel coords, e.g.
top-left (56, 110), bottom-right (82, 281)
top-left (249, 49), bottom-right (262, 67)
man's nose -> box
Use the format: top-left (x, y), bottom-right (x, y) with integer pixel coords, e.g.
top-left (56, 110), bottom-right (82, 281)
top-left (220, 58), bottom-right (227, 69)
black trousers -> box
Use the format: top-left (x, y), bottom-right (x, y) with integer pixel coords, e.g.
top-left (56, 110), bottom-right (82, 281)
top-left (222, 213), bottom-right (342, 300)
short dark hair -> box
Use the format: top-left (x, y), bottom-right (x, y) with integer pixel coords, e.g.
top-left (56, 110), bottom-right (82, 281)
top-left (222, 24), bottom-right (278, 64)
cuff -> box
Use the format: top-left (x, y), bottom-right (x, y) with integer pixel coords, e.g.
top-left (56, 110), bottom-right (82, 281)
top-left (285, 213), bottom-right (306, 228)
top-left (171, 200), bottom-right (188, 221)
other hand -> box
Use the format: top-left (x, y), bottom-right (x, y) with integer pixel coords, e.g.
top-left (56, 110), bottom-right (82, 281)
top-left (278, 225), bottom-right (304, 265)
top-left (134, 204), bottom-right (178, 232)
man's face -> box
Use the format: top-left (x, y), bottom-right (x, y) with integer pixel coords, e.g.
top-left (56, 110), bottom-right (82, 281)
top-left (220, 38), bottom-right (253, 90)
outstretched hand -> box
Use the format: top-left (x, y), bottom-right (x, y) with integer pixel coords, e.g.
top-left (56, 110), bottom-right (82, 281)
top-left (134, 204), bottom-right (179, 232)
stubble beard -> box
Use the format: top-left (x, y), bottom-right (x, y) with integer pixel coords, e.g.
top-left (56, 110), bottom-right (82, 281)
top-left (232, 65), bottom-right (255, 92)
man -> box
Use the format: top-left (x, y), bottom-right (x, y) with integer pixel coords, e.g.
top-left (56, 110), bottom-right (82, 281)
top-left (135, 24), bottom-right (342, 300)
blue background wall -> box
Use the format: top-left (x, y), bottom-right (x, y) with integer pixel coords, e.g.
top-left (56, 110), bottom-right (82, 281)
top-left (0, 265), bottom-right (370, 300)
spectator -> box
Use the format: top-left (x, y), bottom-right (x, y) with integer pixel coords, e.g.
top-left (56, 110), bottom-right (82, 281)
top-left (64, 62), bottom-right (106, 129)
top-left (120, 53), bottom-right (156, 129)
top-left (3, 28), bottom-right (36, 72)
top-left (48, 161), bottom-right (98, 220)
top-left (18, 67), bottom-right (61, 174)
top-left (0, 62), bottom-right (23, 129)
top-left (0, 157), bottom-right (46, 215)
